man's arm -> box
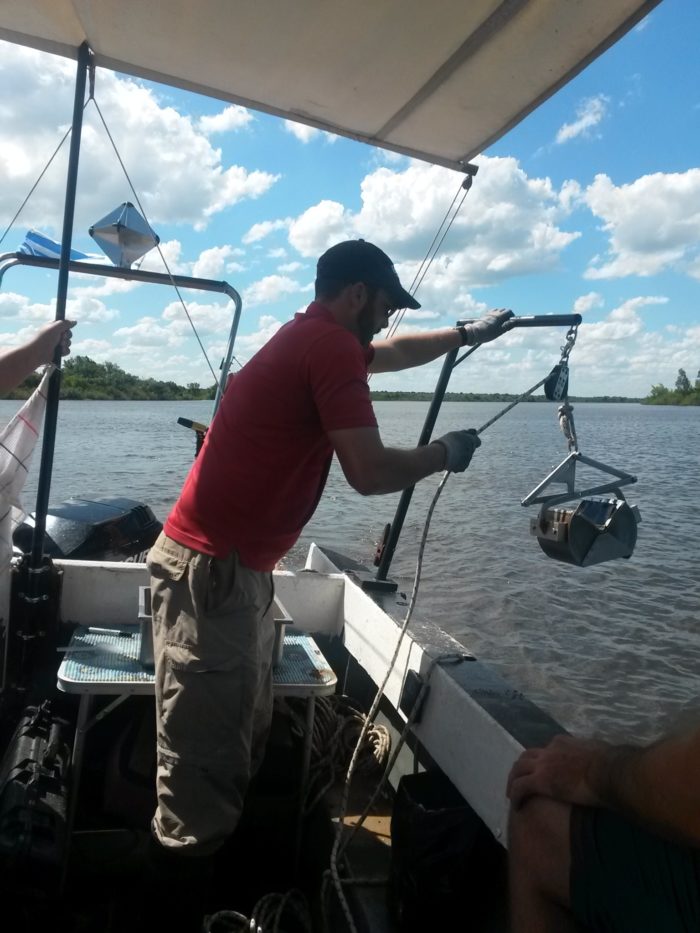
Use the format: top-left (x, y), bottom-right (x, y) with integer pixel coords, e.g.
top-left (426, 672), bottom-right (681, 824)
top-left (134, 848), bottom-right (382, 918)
top-left (369, 308), bottom-right (514, 373)
top-left (328, 426), bottom-right (447, 494)
top-left (0, 320), bottom-right (75, 394)
top-left (369, 329), bottom-right (462, 373)
top-left (507, 729), bottom-right (700, 846)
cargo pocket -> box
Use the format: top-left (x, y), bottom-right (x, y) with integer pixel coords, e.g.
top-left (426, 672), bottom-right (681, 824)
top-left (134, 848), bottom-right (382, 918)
top-left (148, 547), bottom-right (189, 629)
top-left (147, 539), bottom-right (189, 586)
top-left (164, 556), bottom-right (244, 675)
top-left (148, 542), bottom-right (212, 672)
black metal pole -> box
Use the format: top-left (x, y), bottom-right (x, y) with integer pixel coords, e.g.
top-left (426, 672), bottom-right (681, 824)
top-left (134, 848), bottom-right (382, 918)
top-left (29, 42), bottom-right (91, 569)
top-left (375, 346), bottom-right (459, 581)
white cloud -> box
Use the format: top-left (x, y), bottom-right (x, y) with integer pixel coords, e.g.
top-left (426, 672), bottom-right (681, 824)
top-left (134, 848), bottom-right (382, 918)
top-left (288, 200), bottom-right (351, 257)
top-left (286, 159), bottom-right (580, 292)
top-left (278, 261), bottom-right (304, 274)
top-left (396, 309), bottom-right (442, 322)
top-left (243, 219), bottom-right (292, 244)
top-left (556, 95), bottom-right (610, 144)
top-left (192, 245), bottom-right (238, 279)
top-left (244, 275), bottom-right (309, 307)
top-left (0, 292), bottom-right (35, 320)
top-left (138, 239), bottom-right (186, 275)
top-left (0, 44), bottom-right (279, 236)
top-left (66, 296), bottom-right (120, 323)
top-left (198, 105), bottom-right (253, 134)
top-left (584, 169), bottom-right (700, 278)
top-left (161, 299), bottom-right (235, 335)
top-left (203, 166), bottom-right (280, 228)
top-left (573, 292), bottom-right (604, 315)
top-left (0, 291), bottom-right (117, 324)
top-left (73, 337), bottom-right (113, 356)
top-left (580, 304), bottom-right (644, 343)
top-left (687, 254), bottom-right (700, 281)
top-left (113, 316), bottom-right (184, 347)
top-left (233, 314), bottom-right (285, 363)
top-left (284, 120), bottom-right (320, 143)
top-left (69, 278), bottom-right (141, 299)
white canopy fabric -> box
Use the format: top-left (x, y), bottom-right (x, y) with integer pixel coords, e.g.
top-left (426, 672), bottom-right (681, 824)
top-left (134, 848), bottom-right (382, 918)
top-left (0, 368), bottom-right (51, 659)
top-left (1, 0), bottom-right (660, 171)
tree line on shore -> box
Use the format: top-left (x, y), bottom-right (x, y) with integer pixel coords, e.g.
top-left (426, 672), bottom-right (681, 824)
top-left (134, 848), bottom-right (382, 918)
top-left (642, 368), bottom-right (700, 406)
top-left (5, 356), bottom-right (216, 401)
top-left (3, 357), bottom-right (698, 404)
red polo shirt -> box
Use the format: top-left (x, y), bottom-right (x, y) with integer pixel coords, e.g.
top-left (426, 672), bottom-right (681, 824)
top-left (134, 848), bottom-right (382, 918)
top-left (164, 302), bottom-right (377, 570)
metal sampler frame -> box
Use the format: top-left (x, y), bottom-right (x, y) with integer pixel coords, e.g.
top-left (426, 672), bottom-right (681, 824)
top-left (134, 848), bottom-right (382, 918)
top-left (521, 451), bottom-right (638, 509)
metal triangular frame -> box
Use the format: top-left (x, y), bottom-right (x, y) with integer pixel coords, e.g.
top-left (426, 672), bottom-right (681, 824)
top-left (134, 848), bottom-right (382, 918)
top-left (521, 451), bottom-right (637, 508)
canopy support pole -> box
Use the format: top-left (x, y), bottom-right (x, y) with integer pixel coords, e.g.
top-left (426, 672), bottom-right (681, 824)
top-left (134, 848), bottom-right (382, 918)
top-left (29, 42), bottom-right (91, 570)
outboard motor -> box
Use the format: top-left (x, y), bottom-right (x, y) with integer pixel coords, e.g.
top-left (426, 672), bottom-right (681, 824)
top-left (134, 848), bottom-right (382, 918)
top-left (13, 496), bottom-right (161, 562)
top-left (530, 496), bottom-right (640, 567)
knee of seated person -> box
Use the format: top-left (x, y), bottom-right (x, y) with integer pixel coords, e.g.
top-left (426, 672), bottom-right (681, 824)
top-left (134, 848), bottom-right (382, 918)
top-left (508, 795), bottom-right (567, 853)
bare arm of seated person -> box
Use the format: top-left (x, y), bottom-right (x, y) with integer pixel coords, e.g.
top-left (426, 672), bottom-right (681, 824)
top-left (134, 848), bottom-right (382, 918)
top-left (0, 320), bottom-right (75, 394)
top-left (507, 727), bottom-right (700, 847)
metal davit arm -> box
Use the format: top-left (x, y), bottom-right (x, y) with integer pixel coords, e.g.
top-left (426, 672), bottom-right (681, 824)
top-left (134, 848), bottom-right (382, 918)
top-left (374, 313), bottom-right (582, 584)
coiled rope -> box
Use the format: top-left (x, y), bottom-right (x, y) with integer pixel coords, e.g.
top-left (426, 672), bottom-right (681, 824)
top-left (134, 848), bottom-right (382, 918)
top-left (284, 694), bottom-right (391, 816)
top-left (203, 889), bottom-right (312, 933)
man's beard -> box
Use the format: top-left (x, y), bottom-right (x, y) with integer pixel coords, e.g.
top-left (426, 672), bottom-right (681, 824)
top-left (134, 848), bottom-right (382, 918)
top-left (357, 302), bottom-right (375, 347)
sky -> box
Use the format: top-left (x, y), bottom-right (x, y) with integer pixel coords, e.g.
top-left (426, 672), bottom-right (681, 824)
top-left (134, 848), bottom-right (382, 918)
top-left (0, 0), bottom-right (698, 398)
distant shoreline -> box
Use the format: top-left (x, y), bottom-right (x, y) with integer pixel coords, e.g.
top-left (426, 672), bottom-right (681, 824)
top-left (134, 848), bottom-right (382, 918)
top-left (1, 390), bottom-right (646, 404)
top-left (369, 391), bottom-right (642, 403)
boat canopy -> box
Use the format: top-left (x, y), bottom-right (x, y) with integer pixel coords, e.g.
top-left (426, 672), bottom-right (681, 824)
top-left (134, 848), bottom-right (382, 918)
top-left (1, 0), bottom-right (660, 171)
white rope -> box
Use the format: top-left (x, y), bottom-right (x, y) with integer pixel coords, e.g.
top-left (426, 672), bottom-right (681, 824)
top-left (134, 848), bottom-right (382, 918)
top-left (326, 457), bottom-right (454, 931)
top-left (203, 888), bottom-right (312, 933)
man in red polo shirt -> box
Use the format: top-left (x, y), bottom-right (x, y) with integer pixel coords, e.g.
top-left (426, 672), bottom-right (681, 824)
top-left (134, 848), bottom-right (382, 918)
top-left (145, 240), bottom-right (512, 920)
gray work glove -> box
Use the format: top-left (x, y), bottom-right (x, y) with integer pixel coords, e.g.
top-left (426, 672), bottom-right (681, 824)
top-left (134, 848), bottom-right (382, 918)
top-left (459, 308), bottom-right (514, 345)
top-left (433, 429), bottom-right (481, 473)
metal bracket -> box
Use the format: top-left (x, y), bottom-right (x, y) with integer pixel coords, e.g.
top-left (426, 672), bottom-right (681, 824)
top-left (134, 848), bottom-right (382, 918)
top-left (349, 570), bottom-right (398, 594)
top-left (399, 670), bottom-right (429, 724)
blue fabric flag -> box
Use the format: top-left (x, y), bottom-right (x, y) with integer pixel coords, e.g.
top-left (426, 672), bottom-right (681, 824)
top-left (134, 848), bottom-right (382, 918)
top-left (19, 229), bottom-right (89, 261)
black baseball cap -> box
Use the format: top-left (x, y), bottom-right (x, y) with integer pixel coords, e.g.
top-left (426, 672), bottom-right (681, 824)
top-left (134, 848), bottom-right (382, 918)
top-left (316, 239), bottom-right (421, 310)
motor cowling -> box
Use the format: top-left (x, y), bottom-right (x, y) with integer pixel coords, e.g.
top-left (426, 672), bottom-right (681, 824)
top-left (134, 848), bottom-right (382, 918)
top-left (13, 496), bottom-right (161, 562)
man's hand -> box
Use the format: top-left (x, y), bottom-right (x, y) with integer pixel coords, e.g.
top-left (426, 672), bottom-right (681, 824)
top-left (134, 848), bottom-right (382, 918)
top-left (33, 319), bottom-right (75, 363)
top-left (432, 428), bottom-right (481, 472)
top-left (460, 308), bottom-right (514, 345)
top-left (507, 735), bottom-right (611, 810)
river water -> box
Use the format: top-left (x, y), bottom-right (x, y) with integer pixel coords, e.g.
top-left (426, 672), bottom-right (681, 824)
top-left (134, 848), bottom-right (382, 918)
top-left (3, 397), bottom-right (699, 745)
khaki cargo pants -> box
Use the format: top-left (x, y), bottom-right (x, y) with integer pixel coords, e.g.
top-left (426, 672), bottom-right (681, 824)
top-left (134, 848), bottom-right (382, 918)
top-left (147, 532), bottom-right (275, 855)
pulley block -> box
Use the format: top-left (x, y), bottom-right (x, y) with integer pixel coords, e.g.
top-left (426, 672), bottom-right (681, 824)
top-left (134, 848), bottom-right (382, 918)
top-left (530, 496), bottom-right (641, 567)
top-left (544, 363), bottom-right (569, 401)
